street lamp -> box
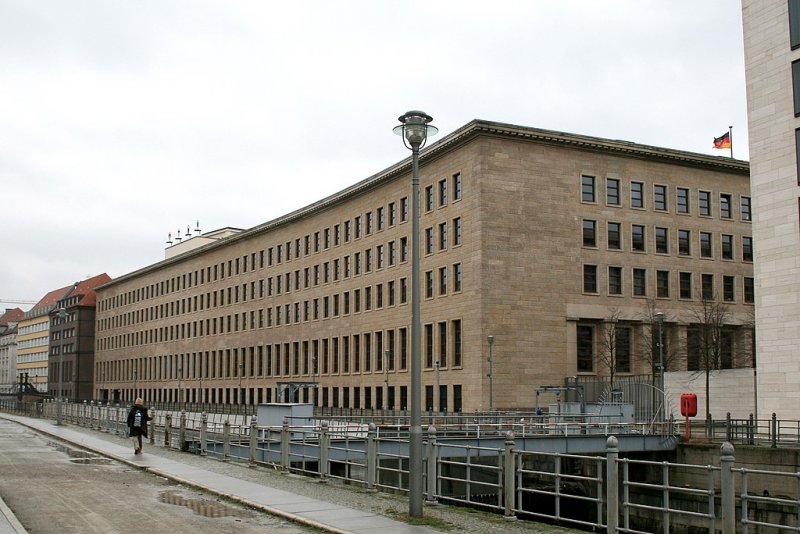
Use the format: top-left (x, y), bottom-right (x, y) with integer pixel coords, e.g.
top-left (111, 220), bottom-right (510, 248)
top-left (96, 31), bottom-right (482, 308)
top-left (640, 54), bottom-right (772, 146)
top-left (384, 350), bottom-right (390, 411)
top-left (434, 360), bottom-right (440, 413)
top-left (654, 312), bottom-right (665, 421)
top-left (56, 307), bottom-right (66, 425)
top-left (487, 335), bottom-right (495, 411)
top-left (393, 110), bottom-right (438, 518)
top-left (239, 360), bottom-right (244, 406)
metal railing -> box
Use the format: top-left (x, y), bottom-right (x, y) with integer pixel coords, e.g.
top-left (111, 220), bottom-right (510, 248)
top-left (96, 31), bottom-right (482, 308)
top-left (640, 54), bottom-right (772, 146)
top-left (3, 399), bottom-right (799, 533)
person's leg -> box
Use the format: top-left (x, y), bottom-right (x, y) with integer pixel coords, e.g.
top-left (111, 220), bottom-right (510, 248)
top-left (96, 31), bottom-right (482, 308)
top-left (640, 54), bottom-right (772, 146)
top-left (137, 435), bottom-right (143, 453)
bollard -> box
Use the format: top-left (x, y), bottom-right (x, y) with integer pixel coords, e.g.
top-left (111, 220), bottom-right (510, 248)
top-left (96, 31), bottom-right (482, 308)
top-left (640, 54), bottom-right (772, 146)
top-left (149, 410), bottom-right (156, 445)
top-left (720, 441), bottom-right (735, 534)
top-left (165, 414), bottom-right (172, 447)
top-left (726, 412), bottom-right (732, 442)
top-left (318, 421), bottom-right (329, 483)
top-left (200, 413), bottom-right (208, 456)
top-left (366, 423), bottom-right (377, 492)
top-left (425, 426), bottom-right (438, 505)
top-left (606, 436), bottom-right (619, 534)
top-left (502, 431), bottom-right (517, 521)
top-left (179, 411), bottom-right (187, 452)
top-left (771, 412), bottom-right (778, 448)
top-left (249, 416), bottom-right (257, 466)
top-left (280, 417), bottom-right (290, 470)
top-left (222, 419), bottom-right (231, 461)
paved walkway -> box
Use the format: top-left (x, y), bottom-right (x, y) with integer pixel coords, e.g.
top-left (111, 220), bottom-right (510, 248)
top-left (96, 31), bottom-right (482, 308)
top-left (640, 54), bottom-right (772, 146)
top-left (0, 413), bottom-right (434, 534)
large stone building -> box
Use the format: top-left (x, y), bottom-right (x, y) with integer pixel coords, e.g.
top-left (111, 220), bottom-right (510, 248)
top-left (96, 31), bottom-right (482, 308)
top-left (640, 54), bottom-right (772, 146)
top-left (48, 274), bottom-right (111, 402)
top-left (0, 308), bottom-right (25, 391)
top-left (17, 286), bottom-right (73, 392)
top-left (94, 120), bottom-right (754, 413)
top-left (742, 0), bottom-right (800, 419)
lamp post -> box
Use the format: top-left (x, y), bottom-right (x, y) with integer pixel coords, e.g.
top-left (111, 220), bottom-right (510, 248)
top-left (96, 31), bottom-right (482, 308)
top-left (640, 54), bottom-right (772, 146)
top-left (393, 110), bottom-right (438, 518)
top-left (654, 312), bottom-right (665, 421)
top-left (239, 360), bottom-right (244, 407)
top-left (56, 307), bottom-right (66, 425)
top-left (487, 335), bottom-right (495, 411)
top-left (434, 360), bottom-right (440, 413)
top-left (133, 367), bottom-right (137, 400)
top-left (384, 350), bottom-right (390, 411)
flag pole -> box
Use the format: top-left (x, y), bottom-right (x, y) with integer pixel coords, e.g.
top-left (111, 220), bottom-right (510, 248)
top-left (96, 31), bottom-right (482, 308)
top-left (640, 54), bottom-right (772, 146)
top-left (729, 125), bottom-right (733, 159)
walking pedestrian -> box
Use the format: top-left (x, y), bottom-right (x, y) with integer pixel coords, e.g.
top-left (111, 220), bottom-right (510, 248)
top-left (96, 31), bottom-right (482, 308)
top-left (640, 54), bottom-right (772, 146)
top-left (126, 397), bottom-right (151, 455)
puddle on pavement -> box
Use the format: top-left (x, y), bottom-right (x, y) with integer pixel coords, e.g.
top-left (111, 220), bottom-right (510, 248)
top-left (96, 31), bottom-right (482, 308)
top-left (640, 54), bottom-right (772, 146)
top-left (159, 490), bottom-right (255, 518)
top-left (47, 440), bottom-right (112, 464)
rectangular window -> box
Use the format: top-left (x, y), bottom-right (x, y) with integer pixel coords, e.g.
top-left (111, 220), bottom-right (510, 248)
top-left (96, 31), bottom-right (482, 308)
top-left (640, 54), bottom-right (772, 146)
top-left (700, 232), bottom-right (713, 258)
top-left (453, 172), bottom-right (462, 201)
top-left (677, 187), bottom-right (689, 214)
top-left (438, 178), bottom-right (448, 207)
top-left (452, 319), bottom-right (462, 367)
top-left (655, 227), bottom-right (668, 254)
top-left (702, 273), bottom-right (714, 300)
top-left (720, 193), bottom-right (732, 219)
top-left (581, 175), bottom-right (596, 202)
top-left (388, 280), bottom-right (395, 306)
top-left (608, 222), bottom-right (621, 250)
top-left (354, 216), bottom-right (361, 239)
top-left (679, 272), bottom-right (692, 299)
top-left (631, 181), bottom-right (644, 208)
top-left (740, 196), bottom-right (751, 221)
top-left (723, 275), bottom-right (735, 302)
top-left (425, 227), bottom-right (434, 254)
top-left (633, 268), bottom-right (646, 297)
top-left (631, 224), bottom-right (645, 252)
top-left (583, 220), bottom-right (597, 247)
top-left (377, 206), bottom-right (384, 231)
top-left (400, 277), bottom-right (408, 303)
top-left (438, 266), bottom-right (447, 295)
top-left (794, 60), bottom-right (800, 116)
top-left (656, 270), bottom-right (670, 298)
top-left (439, 222), bottom-right (448, 250)
top-left (583, 265), bottom-right (597, 293)
top-left (400, 197), bottom-right (408, 222)
top-left (608, 266), bottom-right (623, 295)
top-left (742, 236), bottom-right (753, 262)
top-left (577, 325), bottom-right (594, 372)
top-left (400, 237), bottom-right (408, 262)
top-left (699, 190), bottom-right (711, 216)
top-left (425, 185), bottom-right (434, 211)
top-left (615, 327), bottom-right (631, 373)
top-left (453, 217), bottom-right (462, 246)
top-left (364, 286), bottom-right (372, 310)
top-left (792, 0), bottom-right (800, 49)
top-left (453, 262), bottom-right (462, 292)
top-left (344, 221), bottom-right (351, 243)
top-left (388, 202), bottom-right (396, 226)
top-left (744, 277), bottom-right (755, 304)
top-left (654, 184), bottom-right (667, 211)
top-left (606, 178), bottom-right (620, 205)
top-left (678, 229), bottom-right (691, 256)
top-left (425, 271), bottom-right (434, 298)
top-left (365, 211), bottom-right (373, 235)
top-left (424, 324), bottom-right (433, 368)
top-left (721, 234), bottom-right (734, 260)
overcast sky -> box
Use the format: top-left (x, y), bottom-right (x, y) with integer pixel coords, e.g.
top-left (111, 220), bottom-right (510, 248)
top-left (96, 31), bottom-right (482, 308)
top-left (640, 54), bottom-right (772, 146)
top-left (0, 1), bottom-right (747, 309)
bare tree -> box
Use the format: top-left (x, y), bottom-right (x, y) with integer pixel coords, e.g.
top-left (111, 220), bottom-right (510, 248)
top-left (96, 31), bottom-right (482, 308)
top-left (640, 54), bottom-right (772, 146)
top-left (596, 308), bottom-right (623, 390)
top-left (688, 296), bottom-right (731, 421)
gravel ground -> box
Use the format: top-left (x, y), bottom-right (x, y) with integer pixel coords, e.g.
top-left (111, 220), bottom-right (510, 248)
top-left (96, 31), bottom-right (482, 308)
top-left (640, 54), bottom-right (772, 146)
top-left (43, 422), bottom-right (584, 534)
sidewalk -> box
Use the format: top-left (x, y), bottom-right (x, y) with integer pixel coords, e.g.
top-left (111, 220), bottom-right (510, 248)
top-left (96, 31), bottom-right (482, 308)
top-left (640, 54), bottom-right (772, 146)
top-left (0, 413), bottom-right (580, 534)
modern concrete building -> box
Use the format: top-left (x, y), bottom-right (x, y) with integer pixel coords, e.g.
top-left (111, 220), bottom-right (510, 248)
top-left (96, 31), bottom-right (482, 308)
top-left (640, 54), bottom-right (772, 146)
top-left (17, 286), bottom-right (73, 392)
top-left (742, 0), bottom-right (800, 419)
top-left (48, 274), bottom-right (111, 402)
top-left (94, 120), bottom-right (754, 413)
top-left (0, 308), bottom-right (25, 392)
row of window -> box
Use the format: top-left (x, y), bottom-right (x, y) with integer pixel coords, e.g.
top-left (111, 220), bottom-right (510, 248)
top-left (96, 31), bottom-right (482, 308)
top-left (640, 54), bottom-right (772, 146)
top-left (101, 173), bottom-right (464, 313)
top-left (99, 261), bottom-right (463, 332)
top-left (582, 220), bottom-right (754, 261)
top-left (583, 265), bottom-right (755, 303)
top-left (581, 174), bottom-right (751, 221)
top-left (99, 320), bottom-right (463, 383)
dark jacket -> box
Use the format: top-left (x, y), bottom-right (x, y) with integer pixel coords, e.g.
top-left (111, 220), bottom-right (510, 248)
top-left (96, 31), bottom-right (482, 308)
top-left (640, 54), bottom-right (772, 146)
top-left (127, 404), bottom-right (151, 437)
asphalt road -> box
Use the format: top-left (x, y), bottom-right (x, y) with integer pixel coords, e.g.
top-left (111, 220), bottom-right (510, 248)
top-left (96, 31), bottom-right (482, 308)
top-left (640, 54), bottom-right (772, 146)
top-left (0, 419), bottom-right (316, 533)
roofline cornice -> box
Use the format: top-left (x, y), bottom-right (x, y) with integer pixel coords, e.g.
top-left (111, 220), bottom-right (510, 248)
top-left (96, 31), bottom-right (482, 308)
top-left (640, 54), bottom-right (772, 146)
top-left (98, 119), bottom-right (749, 291)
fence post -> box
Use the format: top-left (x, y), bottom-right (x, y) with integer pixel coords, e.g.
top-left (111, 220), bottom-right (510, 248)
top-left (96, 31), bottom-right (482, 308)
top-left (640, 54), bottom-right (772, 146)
top-left (503, 431), bottom-right (517, 521)
top-left (116, 406), bottom-right (123, 437)
top-left (748, 413), bottom-right (754, 445)
top-left (366, 423), bottom-right (377, 491)
top-left (771, 412), bottom-right (778, 448)
top-left (149, 410), bottom-right (156, 445)
top-left (249, 415), bottom-right (257, 467)
top-left (425, 426), bottom-right (438, 505)
top-left (280, 417), bottom-right (290, 470)
top-left (606, 436), bottom-right (619, 534)
top-left (222, 419), bottom-right (230, 461)
top-left (726, 412), bottom-right (732, 442)
top-left (319, 421), bottom-right (329, 483)
top-left (165, 414), bottom-right (172, 447)
top-left (720, 441), bottom-right (735, 534)
top-left (200, 412), bottom-right (208, 456)
top-left (179, 410), bottom-right (187, 452)
top-left (706, 413), bottom-right (713, 439)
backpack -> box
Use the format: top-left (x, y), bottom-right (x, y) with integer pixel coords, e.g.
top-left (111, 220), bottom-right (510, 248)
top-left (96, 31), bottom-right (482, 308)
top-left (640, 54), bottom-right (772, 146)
top-left (133, 409), bottom-right (143, 428)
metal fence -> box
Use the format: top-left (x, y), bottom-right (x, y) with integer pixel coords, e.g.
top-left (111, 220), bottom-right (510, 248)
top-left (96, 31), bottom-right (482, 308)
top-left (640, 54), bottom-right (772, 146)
top-left (2, 399), bottom-right (798, 533)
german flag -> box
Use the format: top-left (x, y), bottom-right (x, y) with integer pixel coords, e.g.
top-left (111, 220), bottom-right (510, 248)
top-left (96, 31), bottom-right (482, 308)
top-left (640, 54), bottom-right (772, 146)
top-left (713, 131), bottom-right (731, 149)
